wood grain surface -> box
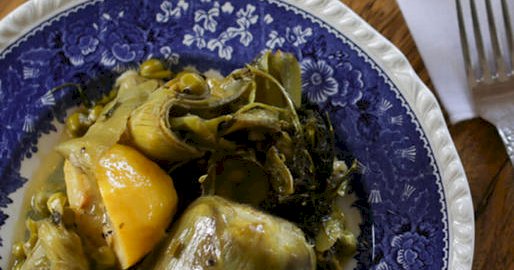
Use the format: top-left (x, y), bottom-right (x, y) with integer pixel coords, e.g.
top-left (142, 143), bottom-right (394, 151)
top-left (1, 0), bottom-right (513, 269)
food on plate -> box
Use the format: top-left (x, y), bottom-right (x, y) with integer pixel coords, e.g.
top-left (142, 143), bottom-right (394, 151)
top-left (138, 196), bottom-right (316, 270)
top-left (10, 51), bottom-right (357, 270)
top-left (95, 144), bottom-right (178, 268)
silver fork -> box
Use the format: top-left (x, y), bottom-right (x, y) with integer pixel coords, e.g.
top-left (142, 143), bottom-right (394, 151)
top-left (456, 0), bottom-right (514, 165)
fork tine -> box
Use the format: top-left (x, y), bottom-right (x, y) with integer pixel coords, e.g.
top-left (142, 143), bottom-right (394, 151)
top-left (501, 0), bottom-right (514, 74)
top-left (469, 0), bottom-right (490, 81)
top-left (456, 0), bottom-right (476, 85)
top-left (485, 0), bottom-right (506, 78)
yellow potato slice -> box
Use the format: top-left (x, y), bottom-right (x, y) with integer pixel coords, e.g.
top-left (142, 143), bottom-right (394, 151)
top-left (95, 144), bottom-right (178, 269)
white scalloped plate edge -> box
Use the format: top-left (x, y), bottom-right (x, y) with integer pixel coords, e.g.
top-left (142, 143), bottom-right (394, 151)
top-left (0, 0), bottom-right (474, 269)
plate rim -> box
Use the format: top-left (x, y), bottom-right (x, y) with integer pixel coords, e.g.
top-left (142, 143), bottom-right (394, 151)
top-left (0, 0), bottom-right (474, 269)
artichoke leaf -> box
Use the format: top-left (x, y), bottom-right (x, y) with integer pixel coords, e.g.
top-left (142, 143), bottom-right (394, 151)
top-left (269, 50), bottom-right (302, 108)
top-left (247, 66), bottom-right (302, 134)
top-left (173, 69), bottom-right (256, 119)
top-left (20, 240), bottom-right (49, 270)
top-left (22, 220), bottom-right (89, 270)
top-left (56, 77), bottom-right (160, 174)
top-left (38, 221), bottom-right (89, 270)
top-left (265, 146), bottom-right (294, 196)
top-left (128, 97), bottom-right (204, 163)
top-left (255, 50), bottom-right (302, 108)
top-left (139, 196), bottom-right (316, 270)
top-left (219, 103), bottom-right (286, 136)
top-left (253, 53), bottom-right (288, 109)
top-left (168, 114), bottom-right (234, 149)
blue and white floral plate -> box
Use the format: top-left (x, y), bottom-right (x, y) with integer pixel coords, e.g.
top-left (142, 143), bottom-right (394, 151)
top-left (0, 0), bottom-right (474, 269)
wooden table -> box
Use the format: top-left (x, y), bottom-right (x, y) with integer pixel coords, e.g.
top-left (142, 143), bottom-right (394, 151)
top-left (1, 0), bottom-right (512, 269)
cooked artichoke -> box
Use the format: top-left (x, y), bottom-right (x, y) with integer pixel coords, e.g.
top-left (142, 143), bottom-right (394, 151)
top-left (217, 103), bottom-right (287, 137)
top-left (139, 196), bottom-right (316, 270)
top-left (128, 69), bottom-right (256, 162)
top-left (13, 50), bottom-right (358, 270)
top-left (56, 73), bottom-right (160, 174)
top-left (21, 220), bottom-right (89, 270)
top-left (128, 89), bottom-right (205, 163)
top-left (254, 50), bottom-right (302, 109)
top-left (172, 69), bottom-right (256, 119)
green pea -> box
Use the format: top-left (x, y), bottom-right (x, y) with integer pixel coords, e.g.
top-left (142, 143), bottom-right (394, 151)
top-left (140, 59), bottom-right (173, 79)
top-left (140, 59), bottom-right (164, 73)
top-left (177, 72), bottom-right (208, 96)
top-left (65, 111), bottom-right (88, 137)
top-left (12, 242), bottom-right (25, 259)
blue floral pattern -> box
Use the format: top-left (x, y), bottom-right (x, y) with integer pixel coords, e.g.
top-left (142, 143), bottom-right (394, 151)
top-left (156, 0), bottom-right (189, 22)
top-left (0, 0), bottom-right (448, 269)
top-left (301, 59), bottom-right (339, 103)
top-left (392, 232), bottom-right (435, 269)
top-left (63, 21), bottom-right (102, 66)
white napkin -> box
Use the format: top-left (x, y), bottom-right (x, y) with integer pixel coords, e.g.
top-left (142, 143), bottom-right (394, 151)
top-left (396, 0), bottom-right (471, 123)
top-left (397, 0), bottom-right (513, 123)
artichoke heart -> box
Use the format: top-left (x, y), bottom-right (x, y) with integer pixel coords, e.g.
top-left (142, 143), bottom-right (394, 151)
top-left (172, 68), bottom-right (256, 119)
top-left (128, 87), bottom-right (204, 163)
top-left (56, 75), bottom-right (160, 174)
top-left (128, 68), bottom-right (256, 162)
top-left (140, 196), bottom-right (316, 270)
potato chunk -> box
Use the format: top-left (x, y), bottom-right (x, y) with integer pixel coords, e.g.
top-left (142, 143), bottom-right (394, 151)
top-left (95, 144), bottom-right (178, 269)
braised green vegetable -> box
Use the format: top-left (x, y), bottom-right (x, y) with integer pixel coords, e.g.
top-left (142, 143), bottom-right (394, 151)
top-left (12, 192), bottom-right (90, 270)
top-left (138, 196), bottom-right (316, 270)
top-left (12, 50), bottom-right (358, 270)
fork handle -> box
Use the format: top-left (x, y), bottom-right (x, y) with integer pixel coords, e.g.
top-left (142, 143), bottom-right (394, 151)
top-left (497, 125), bottom-right (514, 165)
